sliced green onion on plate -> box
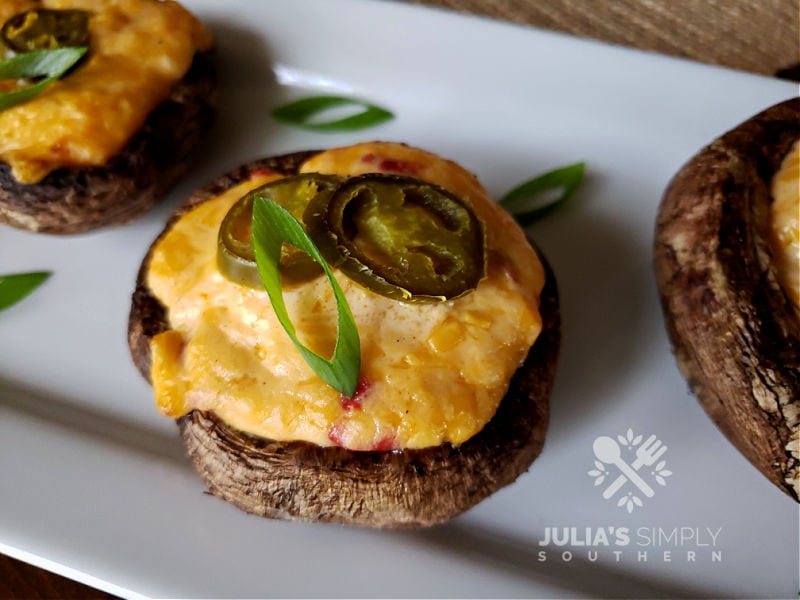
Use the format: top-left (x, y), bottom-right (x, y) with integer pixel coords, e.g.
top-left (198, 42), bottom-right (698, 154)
top-left (500, 162), bottom-right (585, 226)
top-left (272, 95), bottom-right (393, 132)
top-left (0, 271), bottom-right (51, 311)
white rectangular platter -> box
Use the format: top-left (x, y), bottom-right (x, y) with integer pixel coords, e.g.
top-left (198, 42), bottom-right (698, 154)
top-left (0, 0), bottom-right (797, 597)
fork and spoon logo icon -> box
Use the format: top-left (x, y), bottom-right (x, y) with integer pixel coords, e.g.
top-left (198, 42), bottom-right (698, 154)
top-left (588, 429), bottom-right (671, 512)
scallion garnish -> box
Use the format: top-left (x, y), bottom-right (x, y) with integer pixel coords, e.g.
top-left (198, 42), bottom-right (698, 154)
top-left (251, 194), bottom-right (361, 397)
top-left (0, 46), bottom-right (87, 111)
top-left (0, 271), bottom-right (51, 311)
top-left (272, 95), bottom-right (393, 132)
top-left (500, 162), bottom-right (585, 225)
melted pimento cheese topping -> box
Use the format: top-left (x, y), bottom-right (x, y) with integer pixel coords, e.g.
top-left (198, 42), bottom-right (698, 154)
top-left (0, 0), bottom-right (213, 183)
top-left (147, 142), bottom-right (545, 451)
top-left (770, 140), bottom-right (800, 313)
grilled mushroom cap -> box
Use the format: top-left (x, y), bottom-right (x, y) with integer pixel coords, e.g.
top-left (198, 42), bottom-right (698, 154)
top-left (0, 52), bottom-right (216, 234)
top-left (129, 150), bottom-right (560, 527)
top-left (655, 98), bottom-right (800, 499)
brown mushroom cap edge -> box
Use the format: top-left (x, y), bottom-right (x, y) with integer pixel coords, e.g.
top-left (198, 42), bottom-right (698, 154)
top-left (654, 97), bottom-right (800, 500)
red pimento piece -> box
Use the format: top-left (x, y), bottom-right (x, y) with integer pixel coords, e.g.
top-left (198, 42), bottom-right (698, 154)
top-left (360, 153), bottom-right (421, 176)
top-left (339, 375), bottom-right (372, 411)
top-left (327, 422), bottom-right (346, 447)
top-left (327, 424), bottom-right (396, 452)
top-left (249, 167), bottom-right (277, 179)
top-left (490, 251), bottom-right (520, 285)
top-left (340, 396), bottom-right (361, 411)
top-left (370, 435), bottom-right (396, 452)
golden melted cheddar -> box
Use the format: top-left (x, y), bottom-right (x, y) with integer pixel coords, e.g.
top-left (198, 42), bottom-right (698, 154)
top-left (770, 140), bottom-right (800, 313)
top-left (0, 0), bottom-right (213, 183)
top-left (147, 142), bottom-right (545, 450)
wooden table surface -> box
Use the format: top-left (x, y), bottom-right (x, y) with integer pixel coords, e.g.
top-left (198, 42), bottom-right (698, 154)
top-left (3, 1), bottom-right (797, 598)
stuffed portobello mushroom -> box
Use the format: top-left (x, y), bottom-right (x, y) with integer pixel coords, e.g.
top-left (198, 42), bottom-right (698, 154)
top-left (0, 0), bottom-right (216, 234)
top-left (128, 141), bottom-right (560, 527)
top-left (655, 98), bottom-right (800, 499)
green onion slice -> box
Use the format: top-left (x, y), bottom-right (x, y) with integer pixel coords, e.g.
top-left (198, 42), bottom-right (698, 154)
top-left (500, 162), bottom-right (585, 226)
top-left (252, 194), bottom-right (360, 397)
top-left (0, 46), bottom-right (88, 111)
top-left (272, 95), bottom-right (393, 132)
top-left (0, 271), bottom-right (51, 311)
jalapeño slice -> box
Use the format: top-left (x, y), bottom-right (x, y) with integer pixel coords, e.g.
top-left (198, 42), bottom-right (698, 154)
top-left (305, 174), bottom-right (486, 303)
top-left (218, 174), bottom-right (342, 288)
top-left (2, 9), bottom-right (90, 53)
